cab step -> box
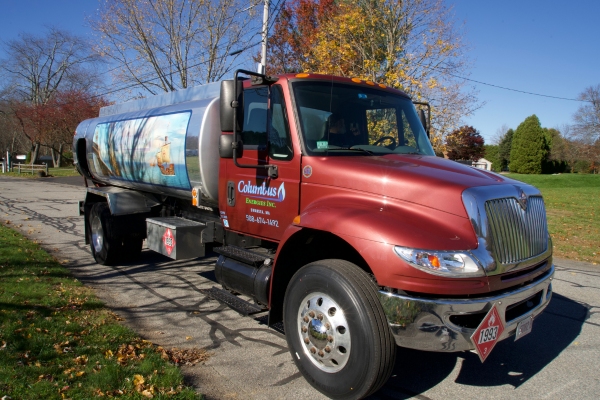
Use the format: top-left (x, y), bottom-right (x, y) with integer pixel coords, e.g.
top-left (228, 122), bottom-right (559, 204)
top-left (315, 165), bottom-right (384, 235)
top-left (199, 286), bottom-right (267, 316)
top-left (213, 245), bottom-right (270, 267)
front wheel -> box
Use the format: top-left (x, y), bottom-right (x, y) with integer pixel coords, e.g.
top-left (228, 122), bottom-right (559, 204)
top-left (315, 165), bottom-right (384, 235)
top-left (284, 260), bottom-right (396, 399)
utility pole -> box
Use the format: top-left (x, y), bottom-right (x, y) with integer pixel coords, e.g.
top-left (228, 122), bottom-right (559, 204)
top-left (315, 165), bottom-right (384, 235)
top-left (258, 0), bottom-right (269, 74)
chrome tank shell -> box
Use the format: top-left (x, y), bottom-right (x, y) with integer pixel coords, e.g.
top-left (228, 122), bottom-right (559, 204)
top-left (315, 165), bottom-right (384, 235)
top-left (73, 82), bottom-right (222, 203)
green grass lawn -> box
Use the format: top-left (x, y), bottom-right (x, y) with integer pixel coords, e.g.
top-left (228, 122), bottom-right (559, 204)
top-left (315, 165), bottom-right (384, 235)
top-left (0, 224), bottom-right (204, 399)
top-left (1, 167), bottom-right (81, 178)
top-left (507, 173), bottom-right (600, 265)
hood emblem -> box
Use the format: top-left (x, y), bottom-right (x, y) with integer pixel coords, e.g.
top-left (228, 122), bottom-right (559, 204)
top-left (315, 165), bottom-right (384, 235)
top-left (515, 186), bottom-right (528, 210)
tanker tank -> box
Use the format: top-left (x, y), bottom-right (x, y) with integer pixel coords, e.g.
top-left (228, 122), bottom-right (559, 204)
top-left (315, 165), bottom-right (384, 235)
top-left (73, 81), bottom-right (223, 204)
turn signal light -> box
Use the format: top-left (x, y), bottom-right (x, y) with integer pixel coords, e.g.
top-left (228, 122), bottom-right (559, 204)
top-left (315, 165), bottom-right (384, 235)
top-left (192, 188), bottom-right (198, 206)
top-left (428, 254), bottom-right (441, 268)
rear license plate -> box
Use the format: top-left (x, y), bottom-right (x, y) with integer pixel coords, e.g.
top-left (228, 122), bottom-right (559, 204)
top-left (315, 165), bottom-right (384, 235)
top-left (514, 316), bottom-right (533, 341)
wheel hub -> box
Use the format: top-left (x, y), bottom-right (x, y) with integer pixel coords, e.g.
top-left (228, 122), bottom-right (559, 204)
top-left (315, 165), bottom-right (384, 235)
top-left (308, 318), bottom-right (329, 349)
top-left (298, 293), bottom-right (350, 372)
top-left (90, 215), bottom-right (104, 253)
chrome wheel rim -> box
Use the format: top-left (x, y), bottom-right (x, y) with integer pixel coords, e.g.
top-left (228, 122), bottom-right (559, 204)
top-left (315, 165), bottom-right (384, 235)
top-left (90, 214), bottom-right (104, 254)
top-left (297, 292), bottom-right (350, 372)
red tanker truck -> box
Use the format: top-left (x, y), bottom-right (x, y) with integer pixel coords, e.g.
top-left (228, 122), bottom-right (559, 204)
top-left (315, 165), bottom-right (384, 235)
top-left (73, 70), bottom-right (554, 399)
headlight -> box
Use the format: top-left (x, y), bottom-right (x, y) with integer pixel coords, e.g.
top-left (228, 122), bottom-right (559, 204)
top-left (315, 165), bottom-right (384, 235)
top-left (394, 246), bottom-right (485, 278)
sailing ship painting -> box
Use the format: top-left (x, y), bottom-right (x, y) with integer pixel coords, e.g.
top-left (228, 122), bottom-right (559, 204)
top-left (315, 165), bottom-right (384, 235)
top-left (154, 136), bottom-right (175, 176)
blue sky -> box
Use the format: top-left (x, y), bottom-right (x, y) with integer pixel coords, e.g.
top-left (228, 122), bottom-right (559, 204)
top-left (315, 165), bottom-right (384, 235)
top-left (0, 0), bottom-right (598, 144)
top-left (451, 1), bottom-right (599, 142)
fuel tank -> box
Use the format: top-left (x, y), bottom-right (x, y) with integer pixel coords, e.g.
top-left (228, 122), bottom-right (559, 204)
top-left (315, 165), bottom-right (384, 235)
top-left (73, 81), bottom-right (222, 202)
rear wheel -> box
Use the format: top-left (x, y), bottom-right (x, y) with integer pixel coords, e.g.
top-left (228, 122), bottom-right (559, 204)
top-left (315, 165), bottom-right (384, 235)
top-left (88, 202), bottom-right (121, 265)
top-left (284, 259), bottom-right (396, 399)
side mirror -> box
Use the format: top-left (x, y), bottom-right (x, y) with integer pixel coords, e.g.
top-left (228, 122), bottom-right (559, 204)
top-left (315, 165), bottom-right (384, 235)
top-left (220, 80), bottom-right (243, 132)
top-left (219, 134), bottom-right (243, 158)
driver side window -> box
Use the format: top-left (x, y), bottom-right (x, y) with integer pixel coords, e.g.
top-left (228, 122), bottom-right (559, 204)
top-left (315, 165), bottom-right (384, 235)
top-left (241, 87), bottom-right (268, 148)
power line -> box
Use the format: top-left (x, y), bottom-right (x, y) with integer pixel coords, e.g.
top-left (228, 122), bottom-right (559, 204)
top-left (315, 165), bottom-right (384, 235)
top-left (444, 71), bottom-right (587, 103)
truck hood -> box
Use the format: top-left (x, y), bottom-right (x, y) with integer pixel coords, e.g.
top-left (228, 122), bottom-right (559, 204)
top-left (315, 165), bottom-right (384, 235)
top-left (303, 154), bottom-right (515, 217)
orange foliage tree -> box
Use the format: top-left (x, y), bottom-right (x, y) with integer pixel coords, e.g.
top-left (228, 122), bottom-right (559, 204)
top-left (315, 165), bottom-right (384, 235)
top-left (269, 0), bottom-right (479, 153)
top-left (13, 91), bottom-right (109, 167)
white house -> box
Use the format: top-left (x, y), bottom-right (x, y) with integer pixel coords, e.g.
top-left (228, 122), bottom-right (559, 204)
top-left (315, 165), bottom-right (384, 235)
top-left (472, 158), bottom-right (492, 171)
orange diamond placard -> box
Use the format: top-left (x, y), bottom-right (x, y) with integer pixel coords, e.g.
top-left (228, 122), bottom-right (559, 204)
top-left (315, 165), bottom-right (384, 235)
top-left (471, 304), bottom-right (504, 363)
top-left (162, 228), bottom-right (175, 256)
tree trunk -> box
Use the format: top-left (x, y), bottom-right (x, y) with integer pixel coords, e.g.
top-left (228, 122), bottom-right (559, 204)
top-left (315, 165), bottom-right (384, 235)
top-left (31, 142), bottom-right (40, 164)
top-left (57, 143), bottom-right (63, 167)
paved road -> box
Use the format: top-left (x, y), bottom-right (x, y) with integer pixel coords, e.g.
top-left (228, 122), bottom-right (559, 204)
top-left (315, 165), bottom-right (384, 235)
top-left (1, 175), bottom-right (598, 399)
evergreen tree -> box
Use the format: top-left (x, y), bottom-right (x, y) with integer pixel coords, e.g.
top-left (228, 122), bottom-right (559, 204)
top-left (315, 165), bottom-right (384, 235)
top-left (484, 145), bottom-right (501, 172)
top-left (509, 115), bottom-right (549, 174)
top-left (497, 128), bottom-right (514, 171)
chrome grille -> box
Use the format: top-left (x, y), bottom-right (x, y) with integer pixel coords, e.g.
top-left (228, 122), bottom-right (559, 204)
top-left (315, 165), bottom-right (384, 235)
top-left (485, 196), bottom-right (548, 264)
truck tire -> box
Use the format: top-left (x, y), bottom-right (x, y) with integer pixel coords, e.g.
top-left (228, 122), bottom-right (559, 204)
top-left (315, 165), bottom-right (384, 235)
top-left (88, 202), bottom-right (122, 265)
top-left (283, 259), bottom-right (396, 399)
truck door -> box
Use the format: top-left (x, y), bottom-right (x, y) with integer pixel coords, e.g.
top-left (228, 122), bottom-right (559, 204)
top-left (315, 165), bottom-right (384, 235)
top-left (222, 84), bottom-right (300, 241)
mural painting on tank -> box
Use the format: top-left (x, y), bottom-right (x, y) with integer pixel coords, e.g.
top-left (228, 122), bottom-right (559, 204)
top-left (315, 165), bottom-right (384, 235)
top-left (91, 112), bottom-right (192, 189)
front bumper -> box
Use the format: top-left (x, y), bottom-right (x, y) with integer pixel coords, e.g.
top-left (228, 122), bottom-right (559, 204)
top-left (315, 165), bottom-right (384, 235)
top-left (377, 265), bottom-right (554, 352)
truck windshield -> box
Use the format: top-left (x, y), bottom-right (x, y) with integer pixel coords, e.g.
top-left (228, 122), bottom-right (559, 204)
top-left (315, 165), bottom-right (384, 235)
top-left (292, 80), bottom-right (435, 157)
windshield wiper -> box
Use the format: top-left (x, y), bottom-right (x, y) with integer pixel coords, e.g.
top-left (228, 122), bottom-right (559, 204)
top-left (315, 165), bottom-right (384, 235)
top-left (328, 147), bottom-right (376, 155)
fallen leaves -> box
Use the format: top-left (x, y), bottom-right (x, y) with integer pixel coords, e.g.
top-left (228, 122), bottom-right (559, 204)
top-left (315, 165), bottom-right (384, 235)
top-left (115, 343), bottom-right (146, 365)
top-left (74, 355), bottom-right (88, 365)
top-left (0, 225), bottom-right (202, 399)
top-left (133, 374), bottom-right (145, 386)
top-left (157, 346), bottom-right (210, 366)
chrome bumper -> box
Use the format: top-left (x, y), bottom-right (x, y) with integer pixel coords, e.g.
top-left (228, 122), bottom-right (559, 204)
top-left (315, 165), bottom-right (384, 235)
top-left (377, 265), bottom-right (554, 352)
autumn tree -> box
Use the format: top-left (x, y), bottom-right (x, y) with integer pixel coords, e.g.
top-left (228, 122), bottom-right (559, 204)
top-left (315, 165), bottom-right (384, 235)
top-left (268, 0), bottom-right (337, 74)
top-left (0, 100), bottom-right (29, 157)
top-left (0, 27), bottom-right (102, 163)
top-left (93, 0), bottom-right (259, 95)
top-left (445, 125), bottom-right (485, 161)
top-left (12, 90), bottom-right (109, 167)
top-left (269, 0), bottom-right (479, 153)
top-left (509, 115), bottom-right (549, 174)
